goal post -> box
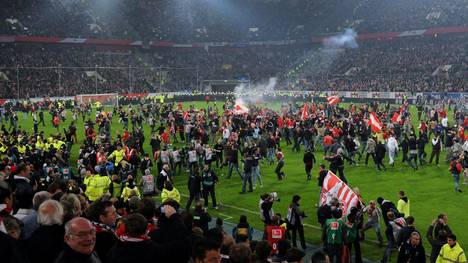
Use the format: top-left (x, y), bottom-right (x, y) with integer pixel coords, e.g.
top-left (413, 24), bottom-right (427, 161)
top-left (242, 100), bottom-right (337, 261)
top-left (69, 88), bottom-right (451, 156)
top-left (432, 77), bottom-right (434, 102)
top-left (75, 93), bottom-right (119, 108)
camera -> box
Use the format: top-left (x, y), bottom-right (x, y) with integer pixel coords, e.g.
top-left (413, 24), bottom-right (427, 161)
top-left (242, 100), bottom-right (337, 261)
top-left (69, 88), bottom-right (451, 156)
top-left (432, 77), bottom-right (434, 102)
top-left (269, 192), bottom-right (280, 202)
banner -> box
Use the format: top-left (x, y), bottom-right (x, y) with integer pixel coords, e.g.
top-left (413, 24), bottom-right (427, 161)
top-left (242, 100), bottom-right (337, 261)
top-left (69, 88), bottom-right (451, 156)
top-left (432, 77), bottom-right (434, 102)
top-left (320, 171), bottom-right (359, 215)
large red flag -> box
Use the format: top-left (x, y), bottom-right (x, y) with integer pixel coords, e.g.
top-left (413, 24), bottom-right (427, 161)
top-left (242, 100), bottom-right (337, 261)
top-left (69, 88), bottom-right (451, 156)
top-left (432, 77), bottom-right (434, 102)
top-left (320, 171), bottom-right (359, 216)
top-left (369, 112), bottom-right (383, 132)
top-left (390, 112), bottom-right (401, 123)
top-left (327, 96), bottom-right (340, 106)
top-left (301, 103), bottom-right (309, 121)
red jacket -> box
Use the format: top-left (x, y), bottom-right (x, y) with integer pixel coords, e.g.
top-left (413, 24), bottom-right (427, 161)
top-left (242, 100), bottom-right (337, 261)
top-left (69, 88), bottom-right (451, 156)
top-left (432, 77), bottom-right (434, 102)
top-left (450, 161), bottom-right (462, 174)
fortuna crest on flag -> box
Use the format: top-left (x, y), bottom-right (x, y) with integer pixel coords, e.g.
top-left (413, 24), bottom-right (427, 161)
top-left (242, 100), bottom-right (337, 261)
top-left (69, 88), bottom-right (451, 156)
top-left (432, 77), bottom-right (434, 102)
top-left (320, 171), bottom-right (359, 216)
top-left (301, 103), bottom-right (309, 120)
top-left (369, 112), bottom-right (383, 132)
top-left (327, 96), bottom-right (340, 106)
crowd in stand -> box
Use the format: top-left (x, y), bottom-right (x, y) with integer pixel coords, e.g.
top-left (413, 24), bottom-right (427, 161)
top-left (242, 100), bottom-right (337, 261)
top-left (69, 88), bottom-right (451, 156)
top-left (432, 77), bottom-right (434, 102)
top-left (1, 0), bottom-right (468, 42)
top-left (0, 96), bottom-right (466, 262)
top-left (0, 33), bottom-right (467, 98)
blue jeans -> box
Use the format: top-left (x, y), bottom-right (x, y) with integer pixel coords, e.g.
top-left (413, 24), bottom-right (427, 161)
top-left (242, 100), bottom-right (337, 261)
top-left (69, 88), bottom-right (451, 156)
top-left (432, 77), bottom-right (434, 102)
top-left (452, 173), bottom-right (460, 191)
top-left (382, 235), bottom-right (395, 263)
top-left (228, 162), bottom-right (242, 179)
top-left (267, 148), bottom-right (275, 164)
top-left (242, 171), bottom-right (253, 193)
top-left (362, 221), bottom-right (383, 244)
top-left (252, 166), bottom-right (262, 186)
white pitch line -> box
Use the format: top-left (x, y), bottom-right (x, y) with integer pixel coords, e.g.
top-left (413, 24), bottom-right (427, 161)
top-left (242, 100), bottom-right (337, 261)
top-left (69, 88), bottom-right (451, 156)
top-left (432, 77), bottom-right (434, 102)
top-left (216, 212), bottom-right (233, 220)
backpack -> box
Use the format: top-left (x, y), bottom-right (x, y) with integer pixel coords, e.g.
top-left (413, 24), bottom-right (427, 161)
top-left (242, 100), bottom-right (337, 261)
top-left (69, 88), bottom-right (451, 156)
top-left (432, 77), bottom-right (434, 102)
top-left (236, 227), bottom-right (249, 237)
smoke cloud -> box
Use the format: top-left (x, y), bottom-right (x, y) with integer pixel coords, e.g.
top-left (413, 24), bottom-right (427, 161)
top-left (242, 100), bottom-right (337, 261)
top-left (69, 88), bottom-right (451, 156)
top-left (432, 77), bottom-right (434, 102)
top-left (234, 77), bottom-right (277, 107)
top-left (323, 28), bottom-right (358, 49)
top-left (284, 29), bottom-right (358, 86)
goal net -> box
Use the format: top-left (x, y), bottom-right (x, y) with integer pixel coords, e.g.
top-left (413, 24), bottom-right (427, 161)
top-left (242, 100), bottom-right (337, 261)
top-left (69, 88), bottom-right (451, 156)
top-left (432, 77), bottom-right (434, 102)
top-left (75, 93), bottom-right (119, 108)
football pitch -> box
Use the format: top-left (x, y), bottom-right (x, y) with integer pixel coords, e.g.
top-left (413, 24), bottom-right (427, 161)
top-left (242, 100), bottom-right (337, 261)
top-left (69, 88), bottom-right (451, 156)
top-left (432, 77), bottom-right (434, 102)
top-left (14, 100), bottom-right (467, 261)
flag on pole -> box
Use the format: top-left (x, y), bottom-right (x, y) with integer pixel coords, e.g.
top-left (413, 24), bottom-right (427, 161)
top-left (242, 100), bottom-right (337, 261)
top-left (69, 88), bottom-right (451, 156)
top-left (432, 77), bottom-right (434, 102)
top-left (390, 112), bottom-right (401, 123)
top-left (320, 171), bottom-right (359, 216)
top-left (369, 112), bottom-right (383, 132)
top-left (301, 103), bottom-right (309, 120)
top-left (327, 96), bottom-right (340, 106)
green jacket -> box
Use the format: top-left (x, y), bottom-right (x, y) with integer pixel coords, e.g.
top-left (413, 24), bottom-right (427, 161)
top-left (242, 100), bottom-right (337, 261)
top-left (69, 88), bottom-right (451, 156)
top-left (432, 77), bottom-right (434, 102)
top-left (326, 218), bottom-right (343, 245)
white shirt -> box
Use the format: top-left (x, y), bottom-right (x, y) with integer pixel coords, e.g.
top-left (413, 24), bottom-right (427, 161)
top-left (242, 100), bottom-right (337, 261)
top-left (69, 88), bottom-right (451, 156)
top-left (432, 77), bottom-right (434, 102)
top-left (205, 148), bottom-right (213, 160)
top-left (223, 128), bottom-right (230, 139)
top-left (188, 150), bottom-right (197, 163)
top-left (441, 117), bottom-right (448, 127)
top-left (172, 150), bottom-right (181, 162)
top-left (387, 136), bottom-right (398, 151)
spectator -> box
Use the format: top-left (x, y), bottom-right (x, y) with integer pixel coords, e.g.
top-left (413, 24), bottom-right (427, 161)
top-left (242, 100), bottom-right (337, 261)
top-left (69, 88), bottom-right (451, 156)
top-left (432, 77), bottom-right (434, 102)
top-left (285, 247), bottom-right (306, 263)
top-left (193, 202), bottom-right (212, 236)
top-left (192, 239), bottom-right (222, 263)
top-left (107, 213), bottom-right (169, 263)
top-left (84, 198), bottom-right (118, 261)
top-left (54, 217), bottom-right (101, 263)
top-left (25, 200), bottom-right (65, 263)
top-left (12, 163), bottom-right (34, 220)
top-left (230, 243), bottom-right (252, 263)
top-left (397, 232), bottom-right (426, 263)
top-left (232, 215), bottom-right (254, 242)
top-left (60, 193), bottom-right (82, 224)
top-left (21, 191), bottom-right (50, 239)
top-left (288, 195), bottom-right (306, 250)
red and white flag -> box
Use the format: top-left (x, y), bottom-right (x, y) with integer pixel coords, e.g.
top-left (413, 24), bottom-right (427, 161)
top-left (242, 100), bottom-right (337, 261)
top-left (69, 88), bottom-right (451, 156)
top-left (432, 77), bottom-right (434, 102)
top-left (369, 112), bottom-right (383, 132)
top-left (301, 103), bottom-right (309, 120)
top-left (234, 104), bottom-right (249, 114)
top-left (327, 96), bottom-right (340, 106)
top-left (320, 171), bottom-right (359, 216)
top-left (390, 112), bottom-right (401, 123)
top-left (183, 111), bottom-right (189, 120)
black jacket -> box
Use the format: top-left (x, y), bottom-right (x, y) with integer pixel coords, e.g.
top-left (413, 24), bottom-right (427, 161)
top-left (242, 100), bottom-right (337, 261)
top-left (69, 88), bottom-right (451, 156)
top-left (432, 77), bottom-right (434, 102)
top-left (95, 229), bottom-right (117, 263)
top-left (318, 169), bottom-right (328, 187)
top-left (107, 240), bottom-right (167, 263)
top-left (317, 205), bottom-right (332, 225)
top-left (426, 225), bottom-right (447, 263)
top-left (12, 176), bottom-right (34, 211)
top-left (149, 213), bottom-right (191, 263)
top-left (303, 152), bottom-right (316, 166)
top-left (201, 170), bottom-right (218, 190)
top-left (397, 225), bottom-right (418, 247)
top-left (25, 224), bottom-right (65, 263)
top-left (193, 209), bottom-right (212, 235)
top-left (380, 200), bottom-right (398, 225)
top-left (156, 169), bottom-right (170, 191)
top-left (188, 174), bottom-right (202, 194)
top-left (0, 231), bottom-right (26, 263)
top-left (54, 245), bottom-right (102, 263)
top-left (397, 241), bottom-right (426, 263)
top-left (376, 143), bottom-right (387, 160)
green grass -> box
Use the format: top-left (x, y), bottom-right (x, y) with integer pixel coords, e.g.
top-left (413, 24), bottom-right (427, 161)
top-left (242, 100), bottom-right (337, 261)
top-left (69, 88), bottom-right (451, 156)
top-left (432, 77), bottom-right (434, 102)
top-left (13, 101), bottom-right (467, 261)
